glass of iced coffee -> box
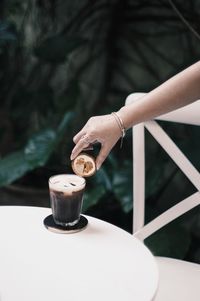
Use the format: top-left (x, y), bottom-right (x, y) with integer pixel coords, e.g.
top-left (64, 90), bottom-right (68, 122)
top-left (48, 174), bottom-right (86, 227)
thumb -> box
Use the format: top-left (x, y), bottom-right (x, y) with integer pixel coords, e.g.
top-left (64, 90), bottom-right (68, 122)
top-left (95, 145), bottom-right (111, 170)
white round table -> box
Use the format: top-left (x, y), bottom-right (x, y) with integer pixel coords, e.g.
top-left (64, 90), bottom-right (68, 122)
top-left (0, 206), bottom-right (158, 301)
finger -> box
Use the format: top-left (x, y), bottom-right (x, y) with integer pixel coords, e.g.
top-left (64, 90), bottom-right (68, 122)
top-left (73, 129), bottom-right (86, 144)
top-left (70, 137), bottom-right (90, 160)
top-left (95, 144), bottom-right (111, 170)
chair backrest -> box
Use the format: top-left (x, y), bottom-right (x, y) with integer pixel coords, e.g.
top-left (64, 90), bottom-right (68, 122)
top-left (125, 93), bottom-right (200, 241)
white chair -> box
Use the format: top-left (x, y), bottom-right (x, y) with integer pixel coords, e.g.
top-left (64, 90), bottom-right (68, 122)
top-left (125, 93), bottom-right (200, 301)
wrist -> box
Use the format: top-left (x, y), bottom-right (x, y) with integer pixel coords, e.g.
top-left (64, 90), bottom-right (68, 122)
top-left (111, 112), bottom-right (126, 137)
top-left (117, 106), bottom-right (130, 130)
top-left (111, 112), bottom-right (126, 148)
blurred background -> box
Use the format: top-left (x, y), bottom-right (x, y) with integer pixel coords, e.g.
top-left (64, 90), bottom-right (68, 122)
top-left (0, 0), bottom-right (200, 262)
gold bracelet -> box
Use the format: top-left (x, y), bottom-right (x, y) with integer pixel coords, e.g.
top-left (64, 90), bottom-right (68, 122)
top-left (111, 112), bottom-right (126, 148)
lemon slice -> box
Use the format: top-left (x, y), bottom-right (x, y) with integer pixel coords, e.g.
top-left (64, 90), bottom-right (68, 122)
top-left (71, 153), bottom-right (96, 177)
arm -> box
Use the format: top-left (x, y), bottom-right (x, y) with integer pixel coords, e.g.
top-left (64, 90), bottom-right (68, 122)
top-left (118, 60), bottom-right (200, 129)
top-left (71, 61), bottom-right (200, 169)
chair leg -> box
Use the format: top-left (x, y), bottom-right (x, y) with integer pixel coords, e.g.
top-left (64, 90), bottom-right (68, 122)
top-left (133, 124), bottom-right (145, 234)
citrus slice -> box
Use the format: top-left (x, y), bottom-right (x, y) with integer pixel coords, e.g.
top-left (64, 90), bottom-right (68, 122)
top-left (71, 153), bottom-right (96, 177)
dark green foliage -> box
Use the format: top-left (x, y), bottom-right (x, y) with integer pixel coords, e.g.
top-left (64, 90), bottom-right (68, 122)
top-left (0, 112), bottom-right (73, 186)
top-left (0, 21), bottom-right (17, 45)
top-left (34, 35), bottom-right (87, 63)
top-left (145, 220), bottom-right (191, 259)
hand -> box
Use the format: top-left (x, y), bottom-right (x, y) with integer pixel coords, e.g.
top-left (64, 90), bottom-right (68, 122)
top-left (70, 114), bottom-right (122, 170)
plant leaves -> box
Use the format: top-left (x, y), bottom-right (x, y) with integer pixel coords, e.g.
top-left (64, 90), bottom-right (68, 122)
top-left (34, 35), bottom-right (87, 63)
top-left (93, 167), bottom-right (112, 191)
top-left (24, 129), bottom-right (56, 167)
top-left (145, 221), bottom-right (191, 259)
top-left (0, 21), bottom-right (17, 45)
top-left (82, 185), bottom-right (106, 212)
top-left (112, 161), bottom-right (132, 213)
top-left (57, 111), bottom-right (74, 139)
top-left (0, 151), bottom-right (30, 187)
top-left (0, 111), bottom-right (73, 187)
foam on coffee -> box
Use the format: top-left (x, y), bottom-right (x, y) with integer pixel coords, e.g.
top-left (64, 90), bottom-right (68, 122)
top-left (49, 174), bottom-right (85, 195)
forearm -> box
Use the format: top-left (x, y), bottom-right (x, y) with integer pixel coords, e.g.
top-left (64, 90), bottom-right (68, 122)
top-left (118, 60), bottom-right (200, 129)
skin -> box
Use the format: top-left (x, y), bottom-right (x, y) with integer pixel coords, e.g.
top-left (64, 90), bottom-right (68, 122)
top-left (71, 60), bottom-right (200, 170)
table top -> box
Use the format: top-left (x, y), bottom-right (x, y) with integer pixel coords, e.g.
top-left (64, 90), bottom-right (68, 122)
top-left (0, 206), bottom-right (158, 301)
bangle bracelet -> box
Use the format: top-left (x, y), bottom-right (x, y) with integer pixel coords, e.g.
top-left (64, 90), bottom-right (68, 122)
top-left (111, 112), bottom-right (126, 148)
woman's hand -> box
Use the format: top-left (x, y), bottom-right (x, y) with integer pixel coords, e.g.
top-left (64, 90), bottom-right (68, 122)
top-left (70, 114), bottom-right (122, 170)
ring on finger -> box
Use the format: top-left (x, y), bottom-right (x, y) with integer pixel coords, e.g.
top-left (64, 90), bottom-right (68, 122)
top-left (81, 135), bottom-right (90, 144)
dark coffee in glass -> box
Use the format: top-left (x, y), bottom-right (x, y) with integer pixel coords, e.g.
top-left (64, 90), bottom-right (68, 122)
top-left (49, 174), bottom-right (86, 226)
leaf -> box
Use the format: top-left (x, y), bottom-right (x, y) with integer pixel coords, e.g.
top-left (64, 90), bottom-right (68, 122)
top-left (0, 21), bottom-right (17, 43)
top-left (24, 129), bottom-right (56, 167)
top-left (57, 80), bottom-right (80, 112)
top-left (30, 85), bottom-right (55, 115)
top-left (57, 111), bottom-right (74, 140)
top-left (78, 166), bottom-right (112, 212)
top-left (0, 151), bottom-right (30, 187)
top-left (146, 163), bottom-right (168, 199)
top-left (112, 161), bottom-right (132, 213)
top-left (145, 221), bottom-right (191, 259)
top-left (24, 111), bottom-right (74, 168)
top-left (82, 185), bottom-right (106, 212)
top-left (34, 35), bottom-right (87, 63)
top-left (93, 167), bottom-right (112, 191)
top-left (0, 112), bottom-right (73, 187)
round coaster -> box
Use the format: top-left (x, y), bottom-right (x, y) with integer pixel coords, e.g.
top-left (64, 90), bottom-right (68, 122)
top-left (43, 215), bottom-right (88, 234)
